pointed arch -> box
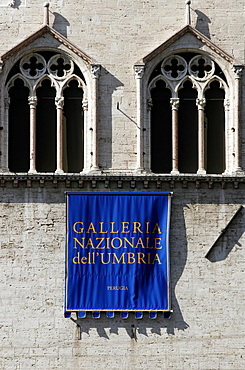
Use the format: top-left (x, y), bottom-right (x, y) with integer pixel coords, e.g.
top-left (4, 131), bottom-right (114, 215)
top-left (145, 51), bottom-right (230, 174)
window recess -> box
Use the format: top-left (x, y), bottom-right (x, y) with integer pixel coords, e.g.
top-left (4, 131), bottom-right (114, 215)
top-left (148, 53), bottom-right (228, 175)
top-left (6, 51), bottom-right (86, 174)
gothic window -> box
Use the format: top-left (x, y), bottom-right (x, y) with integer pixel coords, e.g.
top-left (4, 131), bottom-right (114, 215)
top-left (148, 53), bottom-right (227, 174)
top-left (6, 51), bottom-right (86, 173)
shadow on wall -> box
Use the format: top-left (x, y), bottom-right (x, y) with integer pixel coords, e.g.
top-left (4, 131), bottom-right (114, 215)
top-left (52, 12), bottom-right (70, 38)
top-left (195, 10), bottom-right (211, 39)
top-left (72, 204), bottom-right (189, 338)
top-left (8, 0), bottom-right (22, 9)
top-left (98, 68), bottom-right (124, 170)
top-left (206, 206), bottom-right (244, 262)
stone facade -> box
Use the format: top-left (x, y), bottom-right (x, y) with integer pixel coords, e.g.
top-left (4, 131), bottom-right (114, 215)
top-left (0, 1), bottom-right (245, 369)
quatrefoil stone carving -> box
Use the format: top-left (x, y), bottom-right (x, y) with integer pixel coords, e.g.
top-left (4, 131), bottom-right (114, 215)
top-left (47, 54), bottom-right (74, 80)
top-left (188, 55), bottom-right (215, 81)
top-left (20, 53), bottom-right (46, 79)
top-left (161, 55), bottom-right (187, 81)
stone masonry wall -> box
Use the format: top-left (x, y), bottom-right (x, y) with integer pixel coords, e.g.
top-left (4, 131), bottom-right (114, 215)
top-left (0, 180), bottom-right (245, 369)
top-left (0, 0), bottom-right (245, 369)
top-left (0, 0), bottom-right (244, 170)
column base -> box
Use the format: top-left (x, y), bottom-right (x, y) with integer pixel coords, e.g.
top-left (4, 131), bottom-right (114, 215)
top-left (197, 169), bottom-right (206, 175)
top-left (55, 169), bottom-right (64, 174)
top-left (133, 168), bottom-right (147, 174)
top-left (28, 169), bottom-right (37, 174)
top-left (231, 167), bottom-right (245, 175)
top-left (81, 167), bottom-right (101, 175)
top-left (171, 169), bottom-right (179, 175)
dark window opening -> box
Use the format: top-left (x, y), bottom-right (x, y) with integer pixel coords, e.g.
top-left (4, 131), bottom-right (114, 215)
top-left (9, 78), bottom-right (30, 172)
top-left (205, 81), bottom-right (225, 174)
top-left (63, 80), bottom-right (84, 172)
top-left (36, 79), bottom-right (56, 172)
top-left (178, 80), bottom-right (198, 173)
top-left (151, 80), bottom-right (172, 173)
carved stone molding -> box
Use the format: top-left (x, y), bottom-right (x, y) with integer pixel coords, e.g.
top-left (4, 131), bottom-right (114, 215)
top-left (20, 53), bottom-right (46, 80)
top-left (91, 64), bottom-right (101, 79)
top-left (55, 97), bottom-right (64, 109)
top-left (188, 55), bottom-right (215, 81)
top-left (170, 98), bottom-right (180, 110)
top-left (28, 96), bottom-right (38, 108)
top-left (196, 98), bottom-right (206, 110)
top-left (161, 55), bottom-right (187, 81)
top-left (4, 97), bottom-right (10, 109)
top-left (82, 99), bottom-right (88, 111)
top-left (134, 64), bottom-right (145, 79)
top-left (233, 65), bottom-right (243, 79)
top-left (147, 98), bottom-right (153, 111)
top-left (223, 99), bottom-right (230, 110)
top-left (47, 54), bottom-right (74, 80)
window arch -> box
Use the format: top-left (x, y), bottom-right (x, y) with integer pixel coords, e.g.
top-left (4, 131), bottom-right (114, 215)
top-left (6, 51), bottom-right (87, 174)
top-left (148, 52), bottom-right (228, 174)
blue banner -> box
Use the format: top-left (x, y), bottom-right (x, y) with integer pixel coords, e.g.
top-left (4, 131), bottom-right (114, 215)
top-left (65, 192), bottom-right (172, 314)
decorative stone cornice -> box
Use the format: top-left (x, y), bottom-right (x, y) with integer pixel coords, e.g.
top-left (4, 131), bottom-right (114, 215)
top-left (0, 25), bottom-right (96, 66)
top-left (0, 173), bottom-right (244, 189)
top-left (140, 25), bottom-right (236, 65)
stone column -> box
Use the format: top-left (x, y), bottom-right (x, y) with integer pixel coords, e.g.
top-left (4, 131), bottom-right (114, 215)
top-left (233, 65), bottom-right (243, 172)
top-left (28, 96), bottom-right (37, 173)
top-left (81, 98), bottom-right (88, 172)
top-left (196, 98), bottom-right (206, 174)
top-left (55, 97), bottom-right (64, 174)
top-left (90, 64), bottom-right (101, 171)
top-left (2, 98), bottom-right (10, 172)
top-left (170, 98), bottom-right (179, 174)
top-left (134, 64), bottom-right (145, 172)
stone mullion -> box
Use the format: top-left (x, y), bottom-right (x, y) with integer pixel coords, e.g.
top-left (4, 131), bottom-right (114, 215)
top-left (170, 98), bottom-right (179, 174)
top-left (55, 97), bottom-right (64, 174)
top-left (28, 96), bottom-right (37, 173)
top-left (196, 98), bottom-right (206, 174)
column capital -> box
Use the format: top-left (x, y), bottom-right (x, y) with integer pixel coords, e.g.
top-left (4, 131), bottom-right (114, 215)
top-left (55, 97), bottom-right (64, 109)
top-left (170, 98), bottom-right (179, 110)
top-left (134, 64), bottom-right (145, 79)
top-left (223, 99), bottom-right (230, 110)
top-left (91, 64), bottom-right (101, 79)
top-left (147, 98), bottom-right (153, 111)
top-left (82, 98), bottom-right (88, 111)
top-left (28, 96), bottom-right (38, 108)
top-left (196, 98), bottom-right (206, 109)
top-left (4, 97), bottom-right (10, 109)
top-left (233, 64), bottom-right (243, 79)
